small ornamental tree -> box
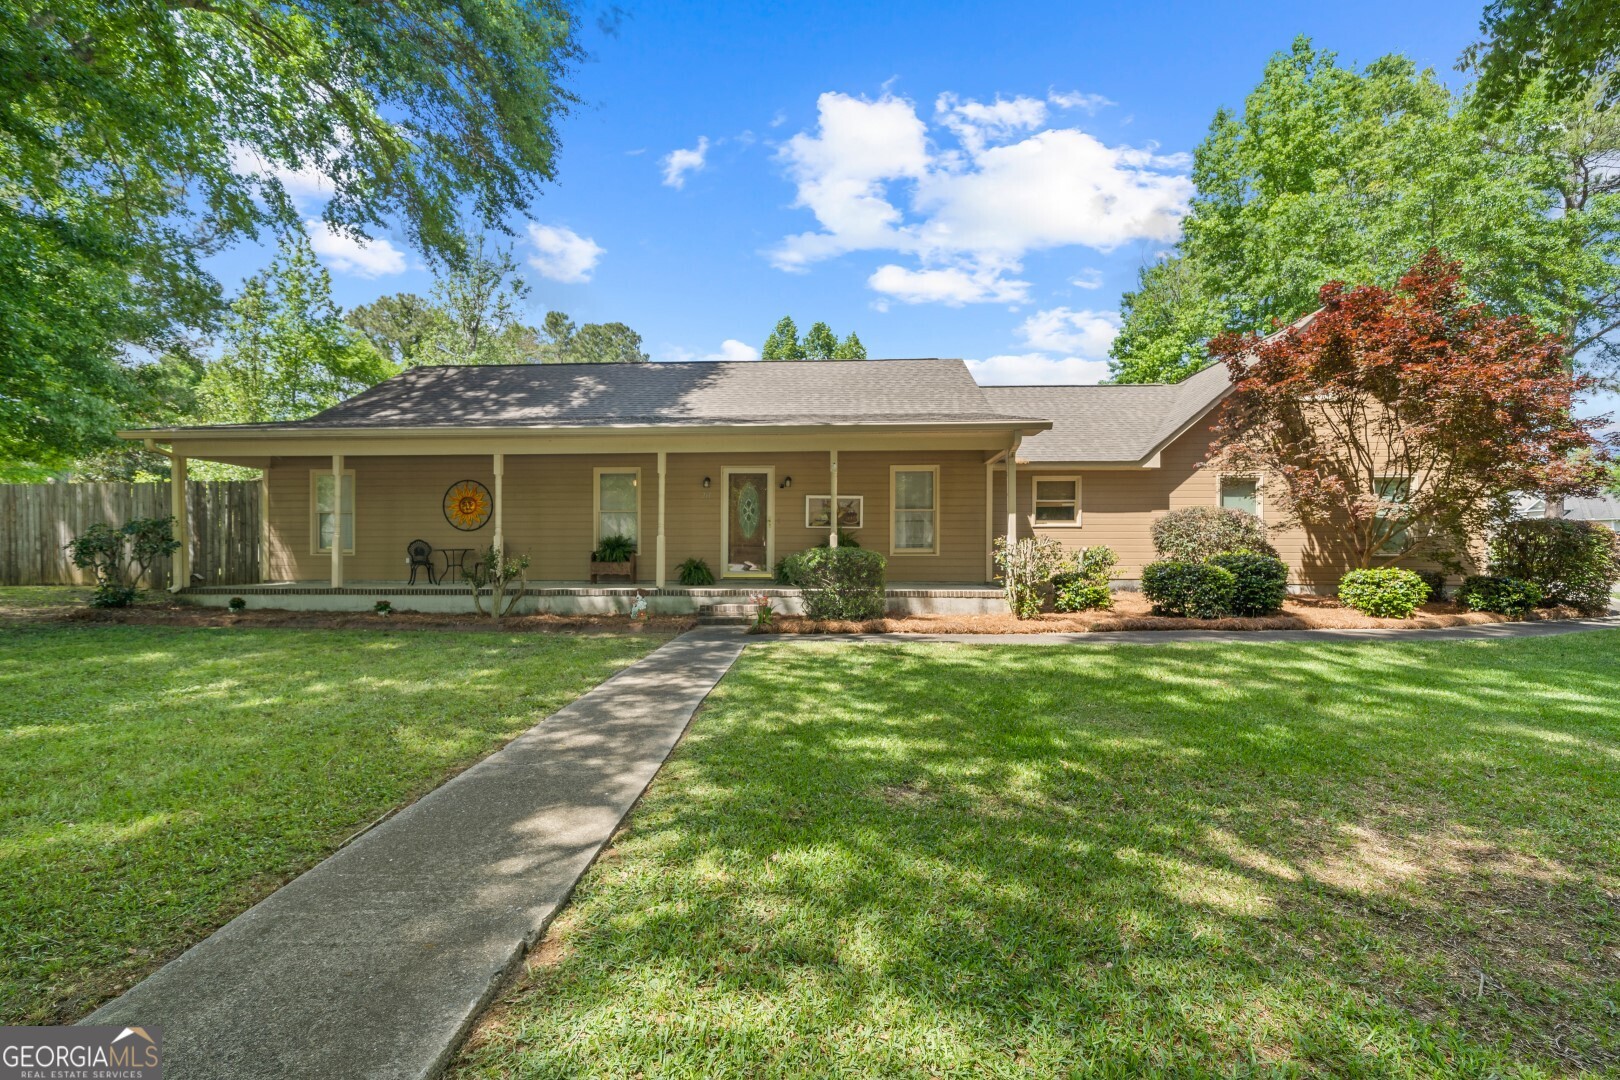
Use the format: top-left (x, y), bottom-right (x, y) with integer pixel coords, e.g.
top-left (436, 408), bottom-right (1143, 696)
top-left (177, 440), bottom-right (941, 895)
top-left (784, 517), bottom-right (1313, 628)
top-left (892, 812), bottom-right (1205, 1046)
top-left (1208, 251), bottom-right (1611, 568)
top-left (468, 547), bottom-right (530, 622)
top-left (66, 517), bottom-right (182, 606)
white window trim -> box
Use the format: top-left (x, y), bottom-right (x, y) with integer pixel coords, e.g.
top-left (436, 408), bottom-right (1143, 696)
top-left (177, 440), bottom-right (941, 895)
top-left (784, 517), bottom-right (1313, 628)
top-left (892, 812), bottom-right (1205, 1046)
top-left (1372, 475), bottom-right (1411, 558)
top-left (1031, 474), bottom-right (1082, 527)
top-left (720, 465), bottom-right (776, 577)
top-left (804, 494), bottom-right (864, 530)
top-left (593, 467), bottom-right (642, 550)
top-left (889, 464), bottom-right (940, 556)
top-left (1217, 475), bottom-right (1264, 522)
top-left (309, 468), bottom-right (356, 556)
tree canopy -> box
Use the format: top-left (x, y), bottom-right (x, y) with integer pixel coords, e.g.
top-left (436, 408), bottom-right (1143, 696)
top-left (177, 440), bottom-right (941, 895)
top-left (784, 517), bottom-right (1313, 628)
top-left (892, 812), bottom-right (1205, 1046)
top-left (762, 316), bottom-right (867, 360)
top-left (1208, 251), bottom-right (1610, 568)
top-left (1464, 0), bottom-right (1620, 109)
top-left (1, 0), bottom-right (580, 471)
top-left (1109, 38), bottom-right (1620, 388)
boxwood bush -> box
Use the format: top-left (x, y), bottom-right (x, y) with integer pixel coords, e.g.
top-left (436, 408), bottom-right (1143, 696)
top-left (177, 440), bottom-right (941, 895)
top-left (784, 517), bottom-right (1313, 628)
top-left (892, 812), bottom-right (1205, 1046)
top-left (1457, 574), bottom-right (1543, 618)
top-left (1141, 560), bottom-right (1237, 619)
top-left (1488, 519), bottom-right (1620, 614)
top-left (1208, 552), bottom-right (1288, 616)
top-left (1337, 567), bottom-right (1431, 618)
top-left (1151, 506), bottom-right (1278, 562)
top-left (791, 547), bottom-right (888, 621)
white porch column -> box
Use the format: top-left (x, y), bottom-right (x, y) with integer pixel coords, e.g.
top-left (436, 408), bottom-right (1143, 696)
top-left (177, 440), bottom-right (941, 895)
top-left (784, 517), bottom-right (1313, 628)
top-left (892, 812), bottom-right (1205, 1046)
top-left (169, 454), bottom-right (189, 592)
top-left (492, 452), bottom-right (505, 558)
top-left (1004, 438), bottom-right (1020, 550)
top-left (330, 453), bottom-right (344, 588)
top-left (828, 449), bottom-right (839, 548)
top-left (656, 450), bottom-right (667, 588)
top-left (259, 472), bottom-right (270, 584)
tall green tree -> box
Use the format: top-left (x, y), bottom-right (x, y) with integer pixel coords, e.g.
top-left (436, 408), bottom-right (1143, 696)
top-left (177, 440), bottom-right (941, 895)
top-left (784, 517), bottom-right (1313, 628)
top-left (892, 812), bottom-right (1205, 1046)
top-left (1, 0), bottom-right (580, 469)
top-left (535, 310), bottom-right (648, 363)
top-left (803, 321), bottom-right (839, 360)
top-left (832, 332), bottom-right (868, 360)
top-left (345, 294), bottom-right (444, 368)
top-left (762, 316), bottom-right (804, 360)
top-left (417, 242), bottom-right (543, 365)
top-left (1464, 0), bottom-right (1620, 109)
top-left (199, 237), bottom-right (394, 424)
top-left (1110, 39), bottom-right (1620, 386)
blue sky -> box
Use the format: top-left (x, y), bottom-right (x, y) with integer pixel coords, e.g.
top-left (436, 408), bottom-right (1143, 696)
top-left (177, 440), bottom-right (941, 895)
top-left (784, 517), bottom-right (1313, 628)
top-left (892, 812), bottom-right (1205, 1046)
top-left (210, 0), bottom-right (1616, 417)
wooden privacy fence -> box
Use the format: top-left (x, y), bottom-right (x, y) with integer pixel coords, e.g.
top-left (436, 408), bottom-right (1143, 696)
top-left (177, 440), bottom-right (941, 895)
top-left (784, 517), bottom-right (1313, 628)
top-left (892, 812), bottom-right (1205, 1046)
top-left (0, 481), bottom-right (261, 588)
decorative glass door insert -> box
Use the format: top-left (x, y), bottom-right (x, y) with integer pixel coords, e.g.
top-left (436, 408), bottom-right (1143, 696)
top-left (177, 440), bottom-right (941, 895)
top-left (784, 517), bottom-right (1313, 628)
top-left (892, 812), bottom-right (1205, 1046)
top-left (726, 471), bottom-right (770, 574)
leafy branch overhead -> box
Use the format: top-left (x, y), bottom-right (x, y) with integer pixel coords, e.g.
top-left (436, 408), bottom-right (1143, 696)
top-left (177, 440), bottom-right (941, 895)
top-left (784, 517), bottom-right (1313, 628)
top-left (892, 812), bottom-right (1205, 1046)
top-left (2, 0), bottom-right (581, 472)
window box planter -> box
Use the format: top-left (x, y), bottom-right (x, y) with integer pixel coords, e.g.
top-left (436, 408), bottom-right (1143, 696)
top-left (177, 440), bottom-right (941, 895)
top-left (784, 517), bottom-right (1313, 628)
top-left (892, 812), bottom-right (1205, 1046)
top-left (590, 556), bottom-right (636, 583)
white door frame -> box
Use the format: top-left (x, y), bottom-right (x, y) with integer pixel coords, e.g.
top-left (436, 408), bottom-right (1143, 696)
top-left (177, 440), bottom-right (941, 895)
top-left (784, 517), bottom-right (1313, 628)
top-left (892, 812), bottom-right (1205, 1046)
top-left (720, 465), bottom-right (775, 577)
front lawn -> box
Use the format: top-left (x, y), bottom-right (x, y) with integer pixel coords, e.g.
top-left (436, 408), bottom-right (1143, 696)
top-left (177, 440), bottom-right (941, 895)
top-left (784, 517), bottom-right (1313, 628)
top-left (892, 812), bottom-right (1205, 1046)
top-left (457, 633), bottom-right (1620, 1078)
top-left (0, 613), bottom-right (669, 1023)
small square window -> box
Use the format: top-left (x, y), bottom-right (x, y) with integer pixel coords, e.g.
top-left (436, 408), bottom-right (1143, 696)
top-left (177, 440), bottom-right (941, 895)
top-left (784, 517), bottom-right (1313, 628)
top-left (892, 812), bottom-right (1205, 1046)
top-left (1033, 478), bottom-right (1079, 524)
top-left (1219, 477), bottom-right (1259, 517)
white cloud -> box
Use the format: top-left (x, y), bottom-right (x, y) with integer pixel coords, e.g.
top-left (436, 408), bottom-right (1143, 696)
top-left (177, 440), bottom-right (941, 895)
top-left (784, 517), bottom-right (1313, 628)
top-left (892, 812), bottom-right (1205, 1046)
top-left (769, 89), bottom-right (1192, 304)
top-left (1017, 307), bottom-right (1121, 356)
top-left (661, 136), bottom-right (710, 189)
top-left (1048, 90), bottom-right (1116, 114)
top-left (230, 144), bottom-right (338, 204)
top-left (966, 353), bottom-right (1113, 385)
top-left (868, 262), bottom-right (1029, 306)
top-left (525, 223), bottom-right (604, 283)
top-left (1071, 268), bottom-right (1104, 289)
top-left (771, 91), bottom-right (930, 270)
top-left (660, 339), bottom-right (762, 363)
top-left (304, 220), bottom-right (406, 278)
top-left (935, 93), bottom-right (1048, 153)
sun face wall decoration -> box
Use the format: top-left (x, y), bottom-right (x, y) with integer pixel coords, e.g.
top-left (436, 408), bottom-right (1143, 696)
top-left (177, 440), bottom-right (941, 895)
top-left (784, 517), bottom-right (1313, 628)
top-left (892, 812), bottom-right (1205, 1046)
top-left (443, 480), bottom-right (493, 531)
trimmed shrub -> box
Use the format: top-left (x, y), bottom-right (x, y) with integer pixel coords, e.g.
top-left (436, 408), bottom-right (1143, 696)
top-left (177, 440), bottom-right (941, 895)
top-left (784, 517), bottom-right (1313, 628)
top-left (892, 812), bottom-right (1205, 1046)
top-left (676, 557), bottom-right (715, 586)
top-left (1052, 545), bottom-right (1117, 613)
top-left (227, 596), bottom-right (247, 612)
top-left (1141, 560), bottom-right (1237, 619)
top-left (1337, 568), bottom-right (1431, 619)
top-left (792, 547), bottom-right (887, 621)
top-left (1414, 569), bottom-right (1447, 599)
top-left (1457, 575), bottom-right (1543, 618)
top-left (1208, 552), bottom-right (1288, 616)
top-left (993, 536), bottom-right (1068, 619)
top-left (1489, 518), bottom-right (1620, 614)
top-left (1151, 506), bottom-right (1278, 563)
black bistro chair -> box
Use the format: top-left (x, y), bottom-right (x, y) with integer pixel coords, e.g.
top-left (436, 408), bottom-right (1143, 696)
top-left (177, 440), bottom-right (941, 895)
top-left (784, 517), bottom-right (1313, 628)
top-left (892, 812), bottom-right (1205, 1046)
top-left (406, 539), bottom-right (437, 585)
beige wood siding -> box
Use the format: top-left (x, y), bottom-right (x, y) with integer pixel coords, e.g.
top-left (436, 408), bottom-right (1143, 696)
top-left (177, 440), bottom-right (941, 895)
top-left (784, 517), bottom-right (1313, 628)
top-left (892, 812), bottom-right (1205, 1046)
top-left (264, 449), bottom-right (992, 585)
top-left (991, 417), bottom-right (1462, 588)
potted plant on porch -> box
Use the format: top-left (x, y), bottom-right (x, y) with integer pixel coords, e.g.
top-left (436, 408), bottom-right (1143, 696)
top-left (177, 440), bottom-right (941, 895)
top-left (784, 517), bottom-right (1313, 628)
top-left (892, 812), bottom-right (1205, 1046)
top-left (590, 535), bottom-right (637, 583)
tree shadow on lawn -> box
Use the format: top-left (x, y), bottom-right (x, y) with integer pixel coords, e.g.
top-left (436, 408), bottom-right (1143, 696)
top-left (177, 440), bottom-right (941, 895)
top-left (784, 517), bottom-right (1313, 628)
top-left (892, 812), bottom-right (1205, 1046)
top-left (461, 634), bottom-right (1620, 1078)
top-left (0, 624), bottom-right (663, 1024)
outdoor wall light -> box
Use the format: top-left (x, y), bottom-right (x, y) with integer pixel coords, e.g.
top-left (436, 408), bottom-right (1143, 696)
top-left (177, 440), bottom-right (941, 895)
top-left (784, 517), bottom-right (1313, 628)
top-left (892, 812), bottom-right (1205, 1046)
top-left (702, 476), bottom-right (711, 488)
top-left (780, 476), bottom-right (793, 489)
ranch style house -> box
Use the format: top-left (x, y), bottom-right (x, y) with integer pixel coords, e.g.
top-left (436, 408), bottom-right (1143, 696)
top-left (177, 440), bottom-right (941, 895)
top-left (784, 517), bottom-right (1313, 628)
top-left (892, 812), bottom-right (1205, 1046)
top-left (121, 357), bottom-right (1422, 614)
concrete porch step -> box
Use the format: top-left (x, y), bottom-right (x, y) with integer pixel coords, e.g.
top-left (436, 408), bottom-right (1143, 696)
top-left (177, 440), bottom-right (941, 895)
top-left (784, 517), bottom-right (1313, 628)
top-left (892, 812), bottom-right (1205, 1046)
top-left (696, 603), bottom-right (753, 626)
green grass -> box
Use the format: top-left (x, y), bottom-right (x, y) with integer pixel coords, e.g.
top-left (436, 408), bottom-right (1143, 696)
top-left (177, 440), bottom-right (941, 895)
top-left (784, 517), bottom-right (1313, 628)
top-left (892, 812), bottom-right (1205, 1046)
top-left (0, 615), bottom-right (669, 1023)
top-left (456, 634), bottom-right (1620, 1078)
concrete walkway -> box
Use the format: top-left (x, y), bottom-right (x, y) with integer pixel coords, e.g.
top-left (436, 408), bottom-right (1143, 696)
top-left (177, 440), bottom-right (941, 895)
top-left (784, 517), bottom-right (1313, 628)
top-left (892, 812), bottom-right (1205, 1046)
top-left (87, 627), bottom-right (747, 1080)
top-left (759, 615), bottom-right (1620, 646)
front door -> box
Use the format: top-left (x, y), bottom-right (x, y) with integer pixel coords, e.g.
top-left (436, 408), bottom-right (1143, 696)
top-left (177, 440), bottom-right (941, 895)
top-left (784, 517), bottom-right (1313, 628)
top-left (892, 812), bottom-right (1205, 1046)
top-left (723, 468), bottom-right (774, 576)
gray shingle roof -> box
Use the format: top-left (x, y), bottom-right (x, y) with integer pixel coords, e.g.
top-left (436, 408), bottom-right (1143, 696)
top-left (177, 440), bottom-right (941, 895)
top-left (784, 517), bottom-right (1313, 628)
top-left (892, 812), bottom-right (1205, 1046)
top-left (195, 359), bottom-right (1044, 430)
top-left (980, 361), bottom-right (1233, 463)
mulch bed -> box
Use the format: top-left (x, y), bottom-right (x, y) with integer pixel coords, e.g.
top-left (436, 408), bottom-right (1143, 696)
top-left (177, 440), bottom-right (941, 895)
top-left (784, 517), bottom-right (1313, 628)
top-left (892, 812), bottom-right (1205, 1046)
top-left (8, 599), bottom-right (694, 635)
top-left (757, 591), bottom-right (1590, 635)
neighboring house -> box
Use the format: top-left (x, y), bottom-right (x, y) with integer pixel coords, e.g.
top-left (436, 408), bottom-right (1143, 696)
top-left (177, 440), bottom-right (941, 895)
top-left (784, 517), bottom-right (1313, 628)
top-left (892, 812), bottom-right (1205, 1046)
top-left (121, 357), bottom-right (1437, 611)
top-left (1517, 494), bottom-right (1620, 530)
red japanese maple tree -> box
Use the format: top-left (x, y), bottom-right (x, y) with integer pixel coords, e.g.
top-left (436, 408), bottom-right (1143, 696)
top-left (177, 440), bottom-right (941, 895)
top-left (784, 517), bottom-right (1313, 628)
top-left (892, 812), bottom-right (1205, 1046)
top-left (1208, 251), bottom-right (1611, 568)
